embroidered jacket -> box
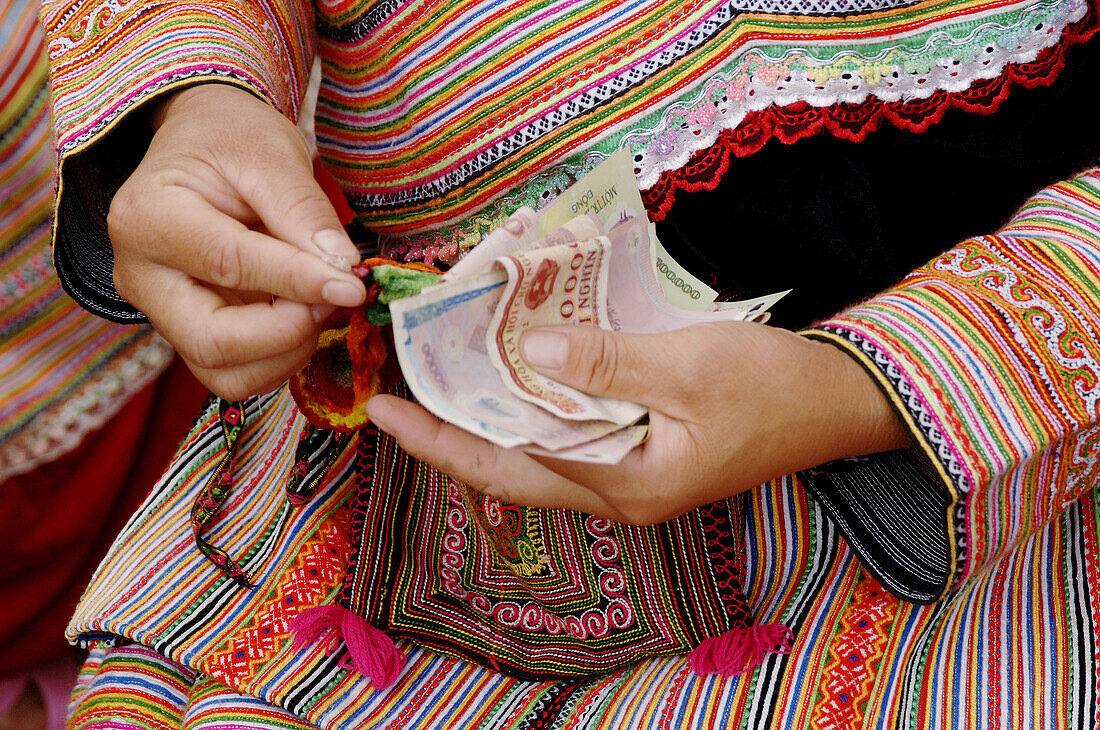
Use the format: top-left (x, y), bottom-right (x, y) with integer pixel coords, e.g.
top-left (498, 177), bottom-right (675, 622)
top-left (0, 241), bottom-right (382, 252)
top-left (38, 0), bottom-right (1100, 725)
top-left (41, 0), bottom-right (1093, 313)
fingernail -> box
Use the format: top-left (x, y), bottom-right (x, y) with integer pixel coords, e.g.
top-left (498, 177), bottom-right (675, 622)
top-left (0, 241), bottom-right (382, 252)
top-left (321, 279), bottom-right (364, 307)
top-left (313, 229), bottom-right (360, 263)
top-left (520, 330), bottom-right (567, 370)
top-left (321, 253), bottom-right (353, 272)
top-left (311, 303), bottom-right (336, 323)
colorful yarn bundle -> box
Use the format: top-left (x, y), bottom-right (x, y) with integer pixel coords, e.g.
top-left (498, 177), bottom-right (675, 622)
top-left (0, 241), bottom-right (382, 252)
top-left (289, 259), bottom-right (441, 432)
top-left (289, 605), bottom-right (404, 689)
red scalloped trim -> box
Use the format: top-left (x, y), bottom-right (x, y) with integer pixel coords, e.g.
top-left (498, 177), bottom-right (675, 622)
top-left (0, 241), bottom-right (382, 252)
top-left (642, 1), bottom-right (1099, 220)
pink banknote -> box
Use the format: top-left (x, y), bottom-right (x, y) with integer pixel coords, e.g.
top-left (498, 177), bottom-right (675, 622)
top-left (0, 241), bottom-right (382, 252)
top-left (487, 238), bottom-right (645, 425)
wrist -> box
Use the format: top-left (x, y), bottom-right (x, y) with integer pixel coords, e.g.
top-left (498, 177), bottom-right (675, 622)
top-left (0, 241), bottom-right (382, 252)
top-left (147, 83), bottom-right (263, 131)
top-left (806, 337), bottom-right (912, 460)
top-left (762, 335), bottom-right (911, 480)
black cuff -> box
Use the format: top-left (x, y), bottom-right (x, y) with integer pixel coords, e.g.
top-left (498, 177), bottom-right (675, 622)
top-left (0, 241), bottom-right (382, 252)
top-left (54, 111), bottom-right (152, 323)
top-left (53, 76), bottom-right (272, 324)
top-left (799, 447), bottom-right (951, 604)
top-left (798, 325), bottom-right (968, 604)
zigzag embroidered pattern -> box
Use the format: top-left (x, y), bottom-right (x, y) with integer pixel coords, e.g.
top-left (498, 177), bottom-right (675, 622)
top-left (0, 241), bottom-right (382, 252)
top-left (41, 0), bottom-right (1094, 259)
top-left (211, 510), bottom-right (351, 685)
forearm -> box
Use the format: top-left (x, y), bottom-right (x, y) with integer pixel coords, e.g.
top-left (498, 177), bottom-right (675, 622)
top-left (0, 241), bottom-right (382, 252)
top-left (802, 166), bottom-right (1100, 599)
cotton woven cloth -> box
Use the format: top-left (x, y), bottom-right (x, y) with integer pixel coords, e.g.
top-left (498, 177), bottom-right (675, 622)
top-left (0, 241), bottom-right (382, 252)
top-left (39, 0), bottom-right (1100, 724)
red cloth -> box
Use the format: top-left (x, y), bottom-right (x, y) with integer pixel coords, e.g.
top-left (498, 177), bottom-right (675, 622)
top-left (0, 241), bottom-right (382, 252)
top-left (0, 357), bottom-right (209, 675)
top-left (314, 159), bottom-right (356, 226)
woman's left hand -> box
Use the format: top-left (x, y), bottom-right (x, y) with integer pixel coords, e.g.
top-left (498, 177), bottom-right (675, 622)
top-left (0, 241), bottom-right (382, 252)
top-left (366, 321), bottom-right (910, 524)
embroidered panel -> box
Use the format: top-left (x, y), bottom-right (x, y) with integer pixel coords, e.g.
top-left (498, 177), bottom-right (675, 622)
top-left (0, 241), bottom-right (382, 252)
top-left (42, 0), bottom-right (1095, 269)
top-left (0, 0), bottom-right (171, 481)
top-left (338, 422), bottom-right (753, 679)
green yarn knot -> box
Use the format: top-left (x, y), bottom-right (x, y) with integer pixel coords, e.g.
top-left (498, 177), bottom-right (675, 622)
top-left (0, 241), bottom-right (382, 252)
top-left (364, 264), bottom-right (442, 326)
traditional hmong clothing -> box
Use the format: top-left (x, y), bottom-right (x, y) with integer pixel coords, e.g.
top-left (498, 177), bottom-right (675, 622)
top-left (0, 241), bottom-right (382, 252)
top-left (0, 0), bottom-right (207, 719)
top-left (36, 0), bottom-right (1100, 725)
top-left (0, 0), bottom-right (173, 488)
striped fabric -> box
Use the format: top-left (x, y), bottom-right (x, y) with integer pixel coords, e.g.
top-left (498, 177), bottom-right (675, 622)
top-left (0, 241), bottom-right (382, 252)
top-left (67, 164), bottom-right (1100, 725)
top-left (68, 645), bottom-right (195, 728)
top-left (184, 676), bottom-right (318, 730)
top-left (0, 0), bottom-right (171, 483)
top-left (807, 169), bottom-right (1100, 602)
top-left (66, 383), bottom-right (1100, 727)
top-left (39, 0), bottom-right (1095, 317)
top-left (37, 0), bottom-right (1100, 723)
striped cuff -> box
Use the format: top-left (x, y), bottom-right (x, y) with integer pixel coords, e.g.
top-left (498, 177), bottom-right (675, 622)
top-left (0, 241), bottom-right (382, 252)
top-left (799, 327), bottom-right (958, 604)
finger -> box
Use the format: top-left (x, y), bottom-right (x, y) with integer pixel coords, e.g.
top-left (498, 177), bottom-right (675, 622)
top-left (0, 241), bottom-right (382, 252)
top-left (185, 336), bottom-right (317, 401)
top-left (136, 187), bottom-right (365, 308)
top-left (152, 83), bottom-right (360, 266)
top-left (366, 395), bottom-right (626, 518)
top-left (525, 415), bottom-right (704, 525)
top-left (518, 326), bottom-right (685, 408)
top-left (133, 265), bottom-right (325, 369)
top-left (236, 134), bottom-right (360, 266)
top-left (526, 448), bottom-right (672, 524)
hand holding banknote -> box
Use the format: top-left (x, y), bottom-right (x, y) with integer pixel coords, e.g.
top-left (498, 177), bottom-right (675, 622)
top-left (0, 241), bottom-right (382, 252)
top-left (369, 150), bottom-right (908, 521)
top-left (385, 151), bottom-right (791, 464)
top-left (368, 319), bottom-right (911, 523)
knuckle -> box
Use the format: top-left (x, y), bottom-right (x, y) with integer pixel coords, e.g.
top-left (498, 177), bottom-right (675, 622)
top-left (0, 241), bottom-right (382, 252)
top-left (106, 184), bottom-right (138, 240)
top-left (111, 254), bottom-right (154, 309)
top-left (574, 331), bottom-right (618, 393)
top-left (206, 362), bottom-right (287, 401)
top-left (202, 239), bottom-right (245, 290)
top-left (143, 164), bottom-right (190, 191)
top-left (478, 482), bottom-right (515, 506)
top-left (184, 329), bottom-right (232, 371)
top-left (279, 182), bottom-right (329, 222)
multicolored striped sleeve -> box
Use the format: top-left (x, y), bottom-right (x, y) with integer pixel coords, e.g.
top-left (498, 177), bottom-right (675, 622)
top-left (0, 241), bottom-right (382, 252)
top-left (39, 0), bottom-right (316, 322)
top-left (802, 166), bottom-right (1100, 603)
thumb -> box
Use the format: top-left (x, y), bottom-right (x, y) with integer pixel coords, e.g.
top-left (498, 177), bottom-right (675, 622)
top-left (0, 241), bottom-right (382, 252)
top-left (519, 326), bottom-right (661, 405)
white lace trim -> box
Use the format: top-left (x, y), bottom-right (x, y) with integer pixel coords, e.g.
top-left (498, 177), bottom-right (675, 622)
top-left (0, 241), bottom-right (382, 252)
top-left (625, 0), bottom-right (1086, 188)
top-left (386, 0), bottom-right (1086, 261)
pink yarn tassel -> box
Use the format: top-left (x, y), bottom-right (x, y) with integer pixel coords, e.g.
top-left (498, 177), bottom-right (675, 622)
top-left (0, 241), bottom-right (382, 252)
top-left (688, 622), bottom-right (793, 676)
top-left (290, 605), bottom-right (404, 689)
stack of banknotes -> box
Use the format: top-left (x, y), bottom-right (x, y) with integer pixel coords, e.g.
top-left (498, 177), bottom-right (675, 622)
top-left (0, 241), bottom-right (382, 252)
top-left (390, 151), bottom-right (787, 464)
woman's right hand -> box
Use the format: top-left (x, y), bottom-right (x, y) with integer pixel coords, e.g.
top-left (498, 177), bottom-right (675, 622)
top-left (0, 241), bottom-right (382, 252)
top-left (108, 83), bottom-right (367, 399)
